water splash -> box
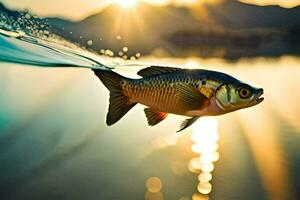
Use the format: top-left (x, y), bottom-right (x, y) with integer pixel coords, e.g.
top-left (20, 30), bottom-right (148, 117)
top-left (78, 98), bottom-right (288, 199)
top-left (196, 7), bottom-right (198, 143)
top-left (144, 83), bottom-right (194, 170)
top-left (0, 11), bottom-right (127, 70)
top-left (0, 8), bottom-right (147, 71)
top-left (0, 28), bottom-right (112, 69)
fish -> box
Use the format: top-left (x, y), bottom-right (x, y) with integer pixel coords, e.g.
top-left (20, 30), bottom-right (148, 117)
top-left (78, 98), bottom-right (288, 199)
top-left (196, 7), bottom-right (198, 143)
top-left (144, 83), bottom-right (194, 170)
top-left (93, 66), bottom-right (264, 132)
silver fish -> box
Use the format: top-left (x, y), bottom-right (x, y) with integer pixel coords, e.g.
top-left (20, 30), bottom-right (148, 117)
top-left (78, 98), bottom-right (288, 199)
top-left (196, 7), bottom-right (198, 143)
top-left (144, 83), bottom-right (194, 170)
top-left (93, 66), bottom-right (264, 132)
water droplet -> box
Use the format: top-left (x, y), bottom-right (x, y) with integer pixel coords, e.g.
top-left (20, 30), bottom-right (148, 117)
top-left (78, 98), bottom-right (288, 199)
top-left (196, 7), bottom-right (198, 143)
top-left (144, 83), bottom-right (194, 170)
top-left (25, 13), bottom-right (31, 19)
top-left (123, 47), bottom-right (128, 52)
top-left (118, 51), bottom-right (124, 56)
top-left (87, 40), bottom-right (93, 46)
top-left (136, 52), bottom-right (141, 58)
top-left (105, 49), bottom-right (114, 57)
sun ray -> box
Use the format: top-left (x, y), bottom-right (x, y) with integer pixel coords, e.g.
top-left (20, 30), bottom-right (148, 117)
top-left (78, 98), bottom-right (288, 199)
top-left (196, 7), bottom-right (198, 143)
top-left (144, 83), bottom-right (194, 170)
top-left (116, 0), bottom-right (138, 8)
top-left (238, 109), bottom-right (295, 200)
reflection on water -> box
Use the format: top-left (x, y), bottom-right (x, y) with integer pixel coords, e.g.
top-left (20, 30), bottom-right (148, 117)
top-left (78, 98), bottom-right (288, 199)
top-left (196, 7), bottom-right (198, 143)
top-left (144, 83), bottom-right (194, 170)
top-left (189, 118), bottom-right (219, 199)
top-left (1, 57), bottom-right (300, 199)
top-left (1, 28), bottom-right (300, 199)
top-left (145, 177), bottom-right (163, 200)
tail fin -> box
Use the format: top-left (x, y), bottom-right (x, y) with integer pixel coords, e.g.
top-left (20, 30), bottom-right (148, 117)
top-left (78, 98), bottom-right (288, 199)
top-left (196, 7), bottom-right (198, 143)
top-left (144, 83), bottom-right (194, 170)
top-left (93, 69), bottom-right (137, 126)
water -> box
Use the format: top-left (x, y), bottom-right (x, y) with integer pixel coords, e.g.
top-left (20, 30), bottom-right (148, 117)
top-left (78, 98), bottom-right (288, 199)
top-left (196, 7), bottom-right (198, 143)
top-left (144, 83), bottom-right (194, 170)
top-left (0, 27), bottom-right (300, 200)
top-left (0, 29), bottom-right (111, 69)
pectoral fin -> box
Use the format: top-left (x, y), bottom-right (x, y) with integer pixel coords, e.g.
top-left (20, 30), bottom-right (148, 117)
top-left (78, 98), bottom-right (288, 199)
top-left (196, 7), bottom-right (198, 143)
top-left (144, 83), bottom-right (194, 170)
top-left (144, 108), bottom-right (168, 126)
top-left (177, 117), bottom-right (200, 133)
top-left (176, 84), bottom-right (209, 110)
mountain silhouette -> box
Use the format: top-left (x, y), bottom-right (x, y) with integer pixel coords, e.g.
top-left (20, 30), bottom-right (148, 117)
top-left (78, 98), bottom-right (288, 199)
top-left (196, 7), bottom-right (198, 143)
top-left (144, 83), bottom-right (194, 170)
top-left (1, 1), bottom-right (300, 58)
top-left (205, 0), bottom-right (300, 28)
top-left (47, 2), bottom-right (203, 56)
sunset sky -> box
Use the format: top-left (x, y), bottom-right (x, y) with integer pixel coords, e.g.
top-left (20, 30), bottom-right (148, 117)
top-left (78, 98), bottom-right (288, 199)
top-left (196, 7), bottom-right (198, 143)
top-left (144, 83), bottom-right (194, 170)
top-left (2, 0), bottom-right (300, 20)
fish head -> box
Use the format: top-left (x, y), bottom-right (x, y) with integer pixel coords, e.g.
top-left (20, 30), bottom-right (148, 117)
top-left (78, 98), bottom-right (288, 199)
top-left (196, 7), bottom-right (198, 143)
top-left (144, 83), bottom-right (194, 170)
top-left (215, 81), bottom-right (264, 113)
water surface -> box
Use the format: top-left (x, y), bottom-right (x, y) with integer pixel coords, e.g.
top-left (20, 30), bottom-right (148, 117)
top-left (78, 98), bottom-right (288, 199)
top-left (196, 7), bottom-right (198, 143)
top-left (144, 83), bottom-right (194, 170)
top-left (0, 28), bottom-right (300, 200)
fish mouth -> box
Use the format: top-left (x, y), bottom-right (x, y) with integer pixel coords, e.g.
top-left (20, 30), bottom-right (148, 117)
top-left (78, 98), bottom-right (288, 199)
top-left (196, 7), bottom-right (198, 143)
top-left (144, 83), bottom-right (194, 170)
top-left (255, 89), bottom-right (264, 104)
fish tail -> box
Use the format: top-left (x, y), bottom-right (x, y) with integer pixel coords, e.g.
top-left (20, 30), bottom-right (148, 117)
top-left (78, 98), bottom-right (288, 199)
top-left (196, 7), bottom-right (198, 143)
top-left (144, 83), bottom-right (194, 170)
top-left (93, 69), bottom-right (137, 126)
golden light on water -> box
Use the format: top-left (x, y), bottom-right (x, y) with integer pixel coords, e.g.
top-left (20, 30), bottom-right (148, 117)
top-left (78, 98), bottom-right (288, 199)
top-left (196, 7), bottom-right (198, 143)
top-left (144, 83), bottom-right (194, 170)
top-left (151, 134), bottom-right (178, 149)
top-left (197, 182), bottom-right (212, 195)
top-left (145, 177), bottom-right (163, 200)
top-left (146, 177), bottom-right (163, 193)
top-left (237, 109), bottom-right (293, 200)
top-left (189, 118), bottom-right (220, 198)
top-left (179, 197), bottom-right (190, 200)
top-left (145, 191), bottom-right (163, 200)
top-left (144, 0), bottom-right (172, 6)
top-left (192, 192), bottom-right (209, 200)
top-left (198, 172), bottom-right (212, 182)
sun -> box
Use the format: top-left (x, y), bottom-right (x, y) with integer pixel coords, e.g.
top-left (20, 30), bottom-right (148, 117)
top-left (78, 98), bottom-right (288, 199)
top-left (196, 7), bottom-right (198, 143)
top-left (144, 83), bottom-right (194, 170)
top-left (116, 0), bottom-right (138, 8)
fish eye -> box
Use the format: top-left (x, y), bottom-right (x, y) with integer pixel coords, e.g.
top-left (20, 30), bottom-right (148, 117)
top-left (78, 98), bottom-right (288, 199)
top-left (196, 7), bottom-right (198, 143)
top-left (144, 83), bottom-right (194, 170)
top-left (238, 85), bottom-right (253, 99)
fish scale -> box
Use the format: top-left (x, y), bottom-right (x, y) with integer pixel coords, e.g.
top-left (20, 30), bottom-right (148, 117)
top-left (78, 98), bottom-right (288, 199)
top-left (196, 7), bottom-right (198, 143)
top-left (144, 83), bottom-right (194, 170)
top-left (125, 73), bottom-right (201, 114)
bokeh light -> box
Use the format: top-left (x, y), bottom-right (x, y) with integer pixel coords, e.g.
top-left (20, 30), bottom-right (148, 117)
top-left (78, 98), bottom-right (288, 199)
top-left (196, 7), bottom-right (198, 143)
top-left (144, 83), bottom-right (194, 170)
top-left (189, 118), bottom-right (219, 196)
top-left (145, 191), bottom-right (164, 200)
top-left (192, 193), bottom-right (209, 200)
top-left (197, 182), bottom-right (212, 194)
top-left (146, 177), bottom-right (163, 193)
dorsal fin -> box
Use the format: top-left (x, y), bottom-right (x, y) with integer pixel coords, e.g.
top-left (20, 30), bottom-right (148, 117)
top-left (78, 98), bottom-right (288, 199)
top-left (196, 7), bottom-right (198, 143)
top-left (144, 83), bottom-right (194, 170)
top-left (137, 66), bottom-right (182, 77)
top-left (144, 108), bottom-right (168, 126)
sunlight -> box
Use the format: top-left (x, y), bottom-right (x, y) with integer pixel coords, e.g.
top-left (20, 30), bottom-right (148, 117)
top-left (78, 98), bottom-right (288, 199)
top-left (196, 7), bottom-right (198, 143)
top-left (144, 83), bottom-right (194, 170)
top-left (144, 0), bottom-right (172, 6)
top-left (116, 0), bottom-right (138, 8)
top-left (189, 118), bottom-right (220, 197)
top-left (238, 109), bottom-right (292, 200)
top-left (174, 0), bottom-right (200, 6)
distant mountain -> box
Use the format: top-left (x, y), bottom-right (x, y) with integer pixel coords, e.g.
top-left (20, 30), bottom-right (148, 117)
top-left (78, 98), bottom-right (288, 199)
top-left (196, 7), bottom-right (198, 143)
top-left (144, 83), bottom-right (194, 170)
top-left (47, 2), bottom-right (203, 56)
top-left (46, 1), bottom-right (300, 58)
top-left (1, 1), bottom-right (300, 59)
top-left (204, 0), bottom-right (300, 28)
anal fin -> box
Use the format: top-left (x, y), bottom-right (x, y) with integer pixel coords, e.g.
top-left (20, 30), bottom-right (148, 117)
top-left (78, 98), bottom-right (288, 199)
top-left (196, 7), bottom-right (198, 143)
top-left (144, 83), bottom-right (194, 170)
top-left (177, 117), bottom-right (200, 133)
top-left (144, 108), bottom-right (168, 126)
